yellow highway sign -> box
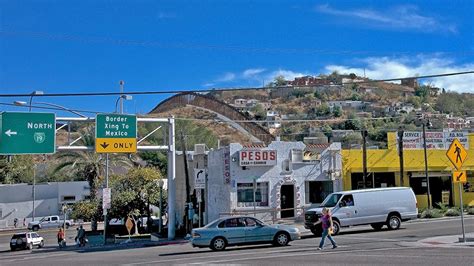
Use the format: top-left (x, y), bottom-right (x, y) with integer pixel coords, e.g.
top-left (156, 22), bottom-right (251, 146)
top-left (453, 171), bottom-right (467, 183)
top-left (446, 138), bottom-right (467, 170)
top-left (95, 138), bottom-right (137, 153)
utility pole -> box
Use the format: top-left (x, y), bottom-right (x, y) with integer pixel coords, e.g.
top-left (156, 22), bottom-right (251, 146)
top-left (180, 131), bottom-right (192, 233)
top-left (422, 121), bottom-right (431, 208)
top-left (398, 129), bottom-right (405, 186)
top-left (361, 130), bottom-right (368, 189)
top-left (168, 116), bottom-right (176, 240)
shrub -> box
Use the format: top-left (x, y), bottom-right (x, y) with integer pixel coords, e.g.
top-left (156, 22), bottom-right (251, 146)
top-left (420, 208), bottom-right (443, 218)
top-left (468, 207), bottom-right (474, 215)
top-left (445, 208), bottom-right (461, 216)
top-left (435, 202), bottom-right (449, 214)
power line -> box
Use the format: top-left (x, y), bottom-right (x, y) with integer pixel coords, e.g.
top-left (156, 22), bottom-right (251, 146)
top-left (0, 71), bottom-right (473, 98)
top-left (3, 30), bottom-right (474, 56)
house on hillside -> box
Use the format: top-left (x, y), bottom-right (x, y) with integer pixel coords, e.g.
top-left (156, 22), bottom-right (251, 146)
top-left (266, 111), bottom-right (282, 128)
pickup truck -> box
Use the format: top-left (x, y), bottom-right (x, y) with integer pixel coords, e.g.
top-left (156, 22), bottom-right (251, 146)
top-left (28, 215), bottom-right (73, 231)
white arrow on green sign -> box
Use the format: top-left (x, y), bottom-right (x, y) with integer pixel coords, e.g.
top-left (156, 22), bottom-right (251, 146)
top-left (0, 112), bottom-right (56, 155)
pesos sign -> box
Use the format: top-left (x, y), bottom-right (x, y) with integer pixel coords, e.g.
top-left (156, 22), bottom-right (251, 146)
top-left (0, 112), bottom-right (56, 155)
top-left (446, 138), bottom-right (468, 170)
top-left (95, 114), bottom-right (137, 153)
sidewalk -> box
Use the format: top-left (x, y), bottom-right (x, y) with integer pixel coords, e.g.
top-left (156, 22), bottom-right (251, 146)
top-left (415, 233), bottom-right (474, 248)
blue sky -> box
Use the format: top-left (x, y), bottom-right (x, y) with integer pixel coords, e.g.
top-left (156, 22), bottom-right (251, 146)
top-left (1, 0), bottom-right (473, 116)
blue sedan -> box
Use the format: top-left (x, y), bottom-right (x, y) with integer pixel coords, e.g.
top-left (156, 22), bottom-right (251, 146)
top-left (191, 216), bottom-right (301, 251)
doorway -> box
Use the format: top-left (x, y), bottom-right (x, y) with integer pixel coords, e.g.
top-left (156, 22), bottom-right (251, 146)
top-left (280, 185), bottom-right (295, 218)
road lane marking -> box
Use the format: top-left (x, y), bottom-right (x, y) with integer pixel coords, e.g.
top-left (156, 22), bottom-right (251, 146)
top-left (122, 246), bottom-right (314, 265)
top-left (188, 246), bottom-right (426, 265)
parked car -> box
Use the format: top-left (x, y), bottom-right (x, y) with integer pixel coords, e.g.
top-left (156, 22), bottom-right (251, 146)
top-left (28, 215), bottom-right (73, 231)
top-left (191, 216), bottom-right (301, 251)
top-left (305, 187), bottom-right (418, 236)
top-left (10, 232), bottom-right (44, 251)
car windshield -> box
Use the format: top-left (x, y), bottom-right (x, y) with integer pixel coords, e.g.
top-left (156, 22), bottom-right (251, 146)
top-left (12, 234), bottom-right (26, 239)
top-left (320, 193), bottom-right (342, 207)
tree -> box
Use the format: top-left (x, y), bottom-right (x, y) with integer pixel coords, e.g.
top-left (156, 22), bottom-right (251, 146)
top-left (415, 85), bottom-right (430, 102)
top-left (108, 168), bottom-right (164, 235)
top-left (332, 106), bottom-right (342, 117)
top-left (316, 103), bottom-right (331, 116)
top-left (273, 75), bottom-right (287, 86)
top-left (251, 103), bottom-right (267, 120)
top-left (0, 155), bottom-right (34, 184)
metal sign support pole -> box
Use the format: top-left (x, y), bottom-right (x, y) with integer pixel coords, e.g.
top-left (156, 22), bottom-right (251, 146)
top-left (103, 154), bottom-right (109, 245)
top-left (459, 183), bottom-right (466, 243)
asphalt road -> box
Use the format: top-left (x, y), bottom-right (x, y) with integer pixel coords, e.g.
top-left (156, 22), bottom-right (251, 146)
top-left (0, 224), bottom-right (99, 251)
top-left (0, 218), bottom-right (473, 265)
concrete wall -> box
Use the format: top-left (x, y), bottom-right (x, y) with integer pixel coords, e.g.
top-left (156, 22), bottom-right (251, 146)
top-left (0, 181), bottom-right (90, 228)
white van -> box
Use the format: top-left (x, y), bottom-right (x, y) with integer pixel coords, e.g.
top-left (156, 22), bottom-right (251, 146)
top-left (304, 187), bottom-right (418, 235)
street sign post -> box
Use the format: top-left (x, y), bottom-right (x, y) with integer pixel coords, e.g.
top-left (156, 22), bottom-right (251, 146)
top-left (194, 169), bottom-right (205, 189)
top-left (447, 139), bottom-right (468, 243)
top-left (446, 138), bottom-right (467, 170)
top-left (102, 188), bottom-right (111, 213)
top-left (0, 112), bottom-right (56, 155)
top-left (95, 114), bottom-right (137, 153)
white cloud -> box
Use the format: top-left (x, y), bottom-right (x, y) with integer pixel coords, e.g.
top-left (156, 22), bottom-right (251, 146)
top-left (216, 72), bottom-right (236, 82)
top-left (243, 68), bottom-right (266, 78)
top-left (325, 56), bottom-right (474, 92)
top-left (316, 4), bottom-right (457, 34)
top-left (265, 69), bottom-right (307, 81)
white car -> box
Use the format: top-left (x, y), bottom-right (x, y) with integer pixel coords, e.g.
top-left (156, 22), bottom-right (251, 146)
top-left (10, 232), bottom-right (44, 251)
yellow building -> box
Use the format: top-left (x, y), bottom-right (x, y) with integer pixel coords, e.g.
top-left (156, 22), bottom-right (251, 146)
top-left (342, 132), bottom-right (474, 208)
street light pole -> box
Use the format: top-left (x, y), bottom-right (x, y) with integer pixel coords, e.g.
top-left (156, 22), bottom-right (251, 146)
top-left (422, 121), bottom-right (431, 208)
top-left (119, 80), bottom-right (125, 114)
top-left (28, 91), bottom-right (44, 112)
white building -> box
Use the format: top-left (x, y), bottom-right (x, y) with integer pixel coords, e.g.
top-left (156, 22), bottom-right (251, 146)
top-left (204, 141), bottom-right (342, 223)
top-left (0, 181), bottom-right (90, 228)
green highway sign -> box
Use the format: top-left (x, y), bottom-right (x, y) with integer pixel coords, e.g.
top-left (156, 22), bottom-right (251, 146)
top-left (0, 112), bottom-right (56, 155)
top-left (95, 114), bottom-right (137, 153)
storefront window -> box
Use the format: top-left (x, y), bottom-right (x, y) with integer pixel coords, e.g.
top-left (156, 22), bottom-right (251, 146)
top-left (305, 181), bottom-right (333, 204)
top-left (237, 182), bottom-right (269, 207)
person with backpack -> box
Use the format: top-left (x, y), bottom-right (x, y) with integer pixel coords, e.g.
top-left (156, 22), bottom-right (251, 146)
top-left (315, 207), bottom-right (337, 250)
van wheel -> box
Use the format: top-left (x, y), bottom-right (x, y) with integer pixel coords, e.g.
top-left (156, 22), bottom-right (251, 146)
top-left (387, 215), bottom-right (401, 230)
top-left (371, 223), bottom-right (384, 231)
top-left (210, 237), bottom-right (227, 251)
top-left (311, 227), bottom-right (322, 236)
top-left (32, 226), bottom-right (39, 231)
top-left (331, 220), bottom-right (340, 235)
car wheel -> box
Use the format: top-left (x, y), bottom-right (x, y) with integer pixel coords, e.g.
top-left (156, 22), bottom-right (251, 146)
top-left (32, 226), bottom-right (39, 231)
top-left (66, 224), bottom-right (70, 229)
top-left (331, 220), bottom-right (340, 235)
top-left (39, 240), bottom-right (44, 248)
top-left (210, 237), bottom-right (227, 251)
top-left (28, 243), bottom-right (33, 250)
top-left (273, 232), bottom-right (290, 246)
top-left (387, 215), bottom-right (401, 230)
top-left (371, 223), bottom-right (384, 231)
top-left (10, 247), bottom-right (16, 251)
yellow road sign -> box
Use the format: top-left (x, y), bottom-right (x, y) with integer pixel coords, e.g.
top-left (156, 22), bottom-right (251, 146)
top-left (453, 171), bottom-right (467, 183)
top-left (446, 138), bottom-right (468, 170)
top-left (95, 138), bottom-right (137, 153)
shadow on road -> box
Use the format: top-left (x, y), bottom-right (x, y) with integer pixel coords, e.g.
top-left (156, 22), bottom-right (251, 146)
top-left (159, 244), bottom-right (279, 256)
